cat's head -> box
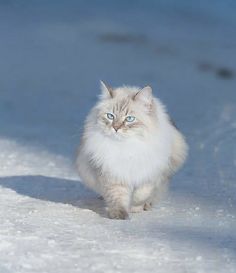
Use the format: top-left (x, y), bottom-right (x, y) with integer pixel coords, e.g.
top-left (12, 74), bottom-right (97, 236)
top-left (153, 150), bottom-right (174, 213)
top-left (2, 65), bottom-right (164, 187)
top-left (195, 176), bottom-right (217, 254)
top-left (95, 81), bottom-right (157, 139)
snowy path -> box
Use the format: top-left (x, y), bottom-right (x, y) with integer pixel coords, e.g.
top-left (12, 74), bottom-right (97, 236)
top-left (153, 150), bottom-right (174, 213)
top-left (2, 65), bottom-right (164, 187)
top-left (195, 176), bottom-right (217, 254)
top-left (0, 141), bottom-right (235, 273)
top-left (0, 1), bottom-right (236, 272)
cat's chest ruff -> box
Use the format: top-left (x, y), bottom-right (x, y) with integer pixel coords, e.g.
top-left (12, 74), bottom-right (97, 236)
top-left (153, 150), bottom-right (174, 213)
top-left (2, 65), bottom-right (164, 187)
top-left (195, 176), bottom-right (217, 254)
top-left (86, 131), bottom-right (171, 185)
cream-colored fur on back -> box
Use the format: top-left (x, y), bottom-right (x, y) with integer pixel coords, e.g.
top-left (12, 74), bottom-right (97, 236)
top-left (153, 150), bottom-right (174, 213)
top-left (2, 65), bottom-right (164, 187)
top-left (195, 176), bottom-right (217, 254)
top-left (77, 82), bottom-right (188, 219)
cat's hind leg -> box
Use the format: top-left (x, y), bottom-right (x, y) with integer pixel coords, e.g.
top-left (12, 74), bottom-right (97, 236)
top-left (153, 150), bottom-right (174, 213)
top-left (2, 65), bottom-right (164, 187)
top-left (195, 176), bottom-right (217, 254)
top-left (143, 202), bottom-right (152, 211)
top-left (131, 184), bottom-right (154, 212)
top-left (130, 205), bottom-right (144, 213)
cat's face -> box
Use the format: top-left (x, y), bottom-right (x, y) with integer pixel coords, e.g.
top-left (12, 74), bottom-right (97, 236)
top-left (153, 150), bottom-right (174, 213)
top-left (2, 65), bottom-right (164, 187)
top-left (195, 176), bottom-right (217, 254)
top-left (96, 82), bottom-right (156, 139)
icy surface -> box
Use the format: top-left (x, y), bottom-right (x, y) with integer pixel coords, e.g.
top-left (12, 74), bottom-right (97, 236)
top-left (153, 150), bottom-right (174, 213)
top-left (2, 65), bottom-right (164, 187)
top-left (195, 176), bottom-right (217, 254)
top-left (0, 1), bottom-right (236, 272)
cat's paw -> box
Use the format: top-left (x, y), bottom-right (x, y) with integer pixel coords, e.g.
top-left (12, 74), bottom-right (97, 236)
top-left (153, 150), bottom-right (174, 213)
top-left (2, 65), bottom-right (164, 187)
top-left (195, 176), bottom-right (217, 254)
top-left (130, 205), bottom-right (144, 213)
top-left (143, 202), bottom-right (152, 211)
top-left (108, 207), bottom-right (129, 220)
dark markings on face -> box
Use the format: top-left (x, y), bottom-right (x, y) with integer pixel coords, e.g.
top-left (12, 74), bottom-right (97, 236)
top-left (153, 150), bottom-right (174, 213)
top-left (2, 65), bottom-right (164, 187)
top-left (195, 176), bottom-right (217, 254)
top-left (126, 120), bottom-right (144, 129)
top-left (112, 99), bottom-right (130, 116)
top-left (101, 116), bottom-right (111, 126)
top-left (101, 98), bottom-right (147, 133)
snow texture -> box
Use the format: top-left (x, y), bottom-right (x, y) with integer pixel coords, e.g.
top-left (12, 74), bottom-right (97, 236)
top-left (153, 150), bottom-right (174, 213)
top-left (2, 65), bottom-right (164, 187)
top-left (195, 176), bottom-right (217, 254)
top-left (0, 1), bottom-right (236, 272)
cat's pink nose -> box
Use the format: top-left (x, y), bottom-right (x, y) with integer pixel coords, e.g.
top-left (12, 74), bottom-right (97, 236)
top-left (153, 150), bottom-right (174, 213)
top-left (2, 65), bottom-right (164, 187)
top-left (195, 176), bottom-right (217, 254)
top-left (113, 124), bottom-right (121, 132)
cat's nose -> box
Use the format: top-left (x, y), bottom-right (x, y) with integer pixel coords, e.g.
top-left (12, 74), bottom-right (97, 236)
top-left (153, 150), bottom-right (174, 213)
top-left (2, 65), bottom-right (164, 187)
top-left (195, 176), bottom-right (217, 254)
top-left (113, 124), bottom-right (121, 132)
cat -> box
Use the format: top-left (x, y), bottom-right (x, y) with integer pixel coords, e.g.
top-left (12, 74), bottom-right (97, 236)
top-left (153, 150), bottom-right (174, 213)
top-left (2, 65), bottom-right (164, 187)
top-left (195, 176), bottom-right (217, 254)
top-left (76, 81), bottom-right (188, 219)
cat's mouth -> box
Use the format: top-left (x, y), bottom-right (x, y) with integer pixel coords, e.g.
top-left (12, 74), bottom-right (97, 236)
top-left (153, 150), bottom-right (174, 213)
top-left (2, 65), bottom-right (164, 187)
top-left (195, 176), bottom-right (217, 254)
top-left (111, 129), bottom-right (124, 138)
top-left (104, 127), bottom-right (126, 140)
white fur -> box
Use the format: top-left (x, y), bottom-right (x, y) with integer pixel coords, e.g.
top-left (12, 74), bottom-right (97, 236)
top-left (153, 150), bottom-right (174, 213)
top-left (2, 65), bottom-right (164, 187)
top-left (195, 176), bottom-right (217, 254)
top-left (82, 99), bottom-right (172, 187)
top-left (76, 83), bottom-right (188, 219)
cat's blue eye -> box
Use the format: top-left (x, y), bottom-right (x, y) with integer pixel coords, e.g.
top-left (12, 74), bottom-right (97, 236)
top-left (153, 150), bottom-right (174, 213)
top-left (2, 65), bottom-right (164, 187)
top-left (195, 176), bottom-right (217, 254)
top-left (106, 113), bottom-right (115, 120)
top-left (125, 116), bottom-right (136, 122)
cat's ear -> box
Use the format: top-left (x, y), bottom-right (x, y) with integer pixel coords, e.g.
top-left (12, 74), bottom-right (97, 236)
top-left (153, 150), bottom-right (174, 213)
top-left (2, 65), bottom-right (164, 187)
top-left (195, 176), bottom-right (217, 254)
top-left (100, 80), bottom-right (113, 99)
top-left (133, 86), bottom-right (153, 107)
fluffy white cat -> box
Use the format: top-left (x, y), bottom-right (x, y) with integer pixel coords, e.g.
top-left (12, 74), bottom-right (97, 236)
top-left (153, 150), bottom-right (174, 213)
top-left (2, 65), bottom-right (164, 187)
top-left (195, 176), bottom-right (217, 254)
top-left (76, 81), bottom-right (188, 219)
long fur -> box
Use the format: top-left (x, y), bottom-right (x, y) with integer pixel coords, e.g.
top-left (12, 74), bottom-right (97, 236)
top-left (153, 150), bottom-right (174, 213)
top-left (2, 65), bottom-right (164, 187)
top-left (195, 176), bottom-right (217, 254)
top-left (76, 83), bottom-right (188, 219)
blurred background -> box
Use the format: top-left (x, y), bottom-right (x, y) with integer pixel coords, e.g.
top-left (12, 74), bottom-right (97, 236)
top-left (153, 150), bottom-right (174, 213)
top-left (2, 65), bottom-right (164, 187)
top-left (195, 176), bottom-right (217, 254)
top-left (0, 0), bottom-right (235, 207)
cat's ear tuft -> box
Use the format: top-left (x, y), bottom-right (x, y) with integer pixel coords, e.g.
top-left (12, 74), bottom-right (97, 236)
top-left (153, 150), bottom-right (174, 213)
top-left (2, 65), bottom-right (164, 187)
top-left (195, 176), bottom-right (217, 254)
top-left (100, 80), bottom-right (113, 99)
top-left (134, 86), bottom-right (153, 106)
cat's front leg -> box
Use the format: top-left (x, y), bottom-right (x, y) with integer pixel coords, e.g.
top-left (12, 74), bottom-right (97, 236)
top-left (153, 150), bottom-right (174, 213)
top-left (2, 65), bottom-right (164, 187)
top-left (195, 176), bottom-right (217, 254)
top-left (103, 184), bottom-right (131, 220)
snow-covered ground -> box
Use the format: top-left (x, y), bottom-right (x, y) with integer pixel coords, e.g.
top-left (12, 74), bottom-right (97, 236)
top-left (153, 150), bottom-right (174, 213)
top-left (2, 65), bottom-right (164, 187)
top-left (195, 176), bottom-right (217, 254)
top-left (0, 1), bottom-right (236, 272)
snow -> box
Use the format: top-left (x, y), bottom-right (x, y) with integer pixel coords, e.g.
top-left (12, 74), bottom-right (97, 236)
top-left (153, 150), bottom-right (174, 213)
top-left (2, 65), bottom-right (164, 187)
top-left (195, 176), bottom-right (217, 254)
top-left (0, 1), bottom-right (236, 272)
